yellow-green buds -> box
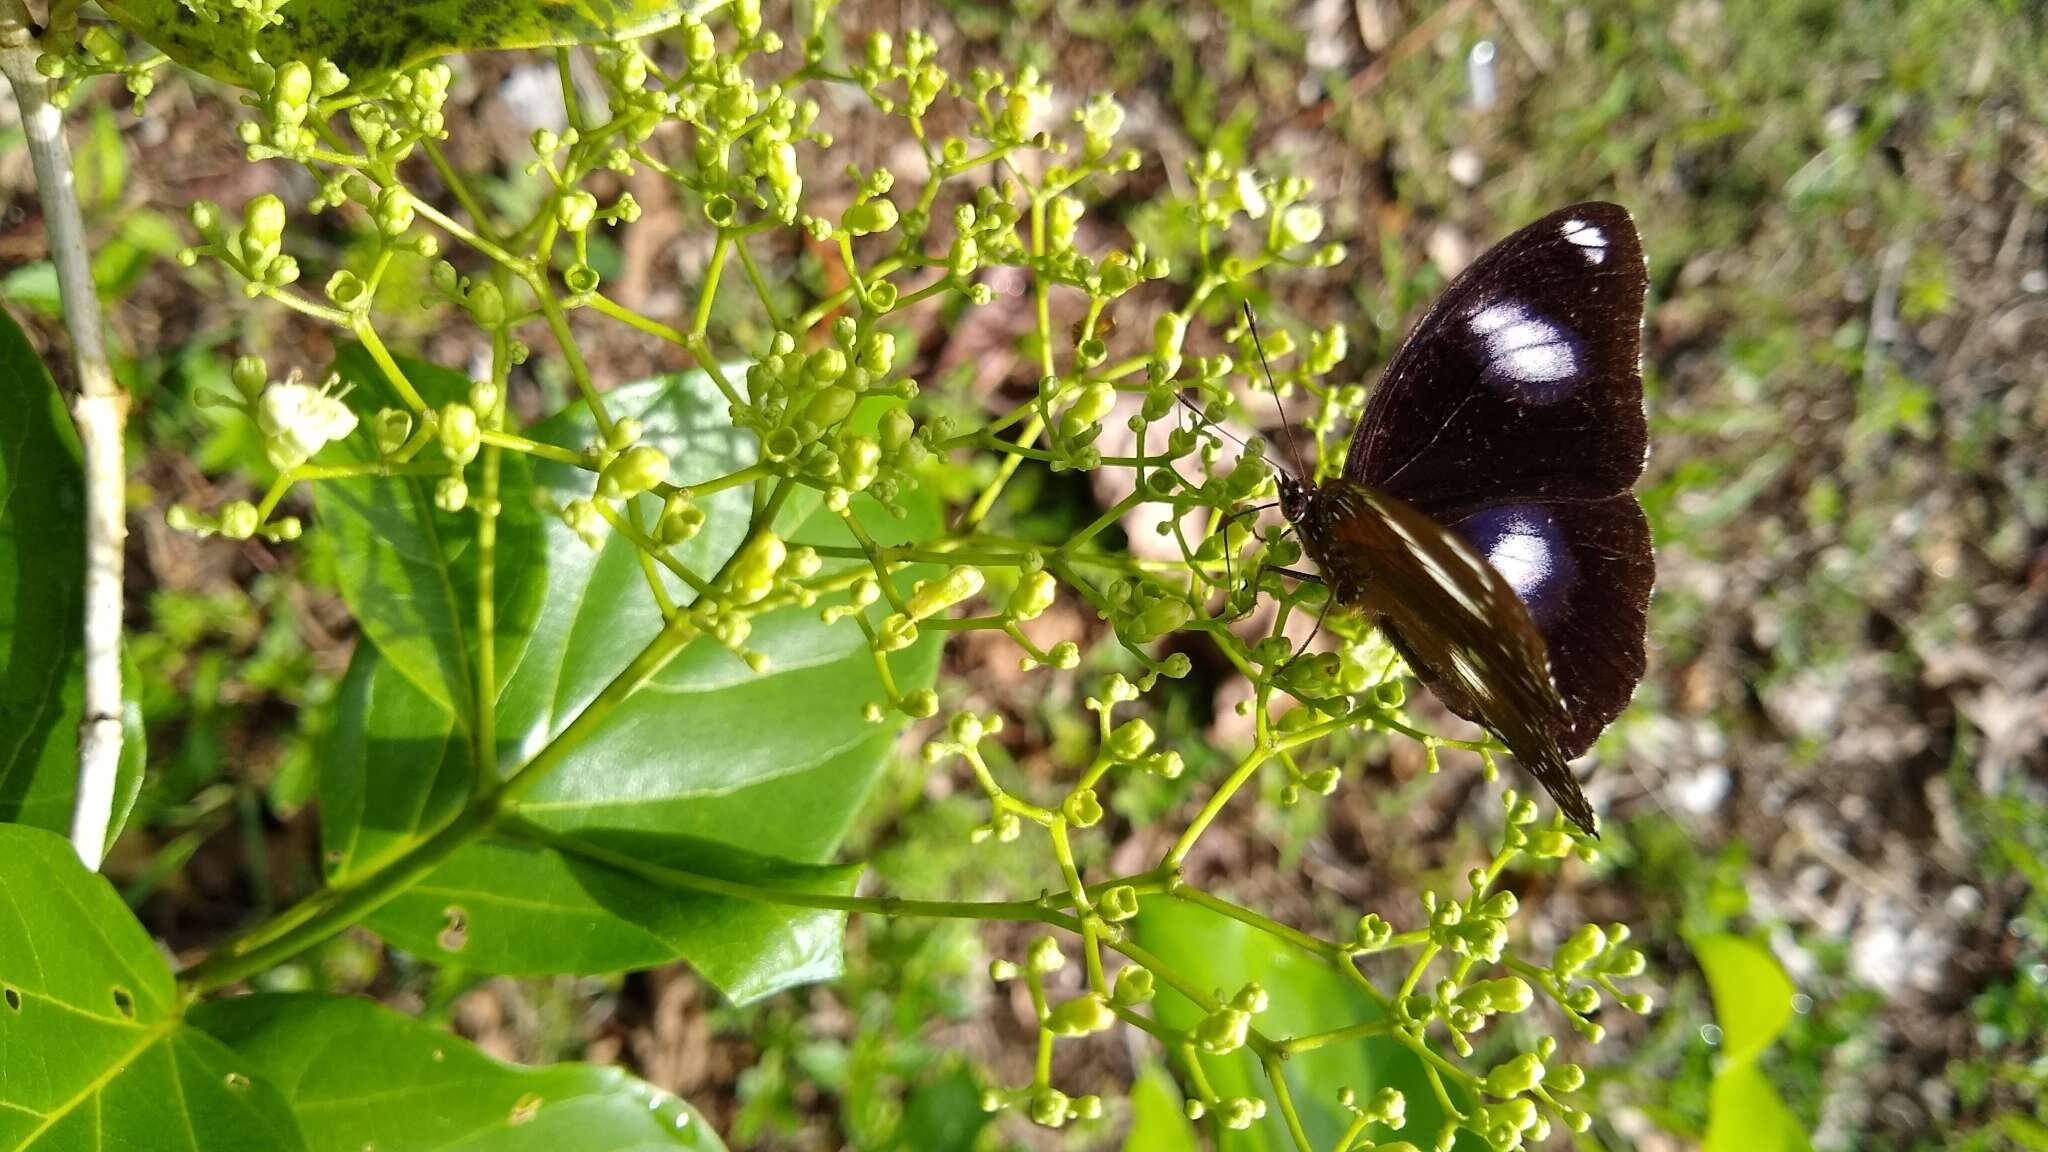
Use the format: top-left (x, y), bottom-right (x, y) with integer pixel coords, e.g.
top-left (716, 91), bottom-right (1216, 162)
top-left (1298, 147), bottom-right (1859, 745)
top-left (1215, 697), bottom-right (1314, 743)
top-left (563, 499), bottom-right (605, 549)
top-left (1193, 1006), bottom-right (1250, 1054)
top-left (218, 500), bottom-right (260, 540)
top-left (1045, 993), bottom-right (1115, 1036)
top-left (842, 198), bottom-right (899, 236)
top-left (1107, 718), bottom-right (1155, 760)
top-left (806, 385), bottom-right (857, 428)
top-left (1217, 1097), bottom-right (1266, 1130)
top-left (599, 445), bottom-right (670, 499)
top-left (437, 402), bottom-right (480, 465)
top-left (375, 186), bottom-right (415, 237)
top-left (907, 566), bottom-right (984, 620)
top-left (1027, 1088), bottom-right (1070, 1129)
top-left (231, 355), bottom-right (267, 401)
top-left (373, 408), bottom-right (412, 456)
top-left (1008, 570), bottom-right (1056, 621)
top-left (1078, 93), bottom-right (1123, 158)
top-left (435, 475), bottom-right (468, 513)
top-left (1027, 935), bottom-right (1065, 973)
top-left (1112, 963), bottom-right (1154, 1005)
top-left (1484, 1054), bottom-right (1545, 1098)
top-left (879, 406), bottom-right (915, 451)
top-left (1058, 381), bottom-right (1117, 439)
top-left (730, 532), bottom-right (787, 603)
top-left (557, 190), bottom-right (599, 233)
top-left (876, 613), bottom-right (919, 651)
top-left (1280, 204), bottom-right (1325, 247)
top-left (655, 493), bottom-right (704, 545)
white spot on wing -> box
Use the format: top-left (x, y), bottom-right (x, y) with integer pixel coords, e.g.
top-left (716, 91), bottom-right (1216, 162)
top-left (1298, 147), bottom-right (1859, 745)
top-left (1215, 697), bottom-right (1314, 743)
top-left (1468, 300), bottom-right (1581, 402)
top-left (1560, 217), bottom-right (1607, 265)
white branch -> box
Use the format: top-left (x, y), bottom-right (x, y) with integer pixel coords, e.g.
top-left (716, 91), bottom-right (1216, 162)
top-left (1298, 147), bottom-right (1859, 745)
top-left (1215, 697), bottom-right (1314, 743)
top-left (1, 17), bottom-right (130, 872)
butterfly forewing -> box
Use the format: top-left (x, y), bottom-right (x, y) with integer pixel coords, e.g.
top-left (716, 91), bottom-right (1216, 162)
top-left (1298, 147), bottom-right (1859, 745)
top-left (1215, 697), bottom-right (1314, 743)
top-left (1304, 481), bottom-right (1599, 834)
top-left (1347, 202), bottom-right (1648, 515)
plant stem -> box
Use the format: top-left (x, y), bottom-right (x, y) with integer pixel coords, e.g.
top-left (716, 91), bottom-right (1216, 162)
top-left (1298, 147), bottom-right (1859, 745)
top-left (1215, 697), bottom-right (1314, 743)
top-left (1, 20), bottom-right (127, 872)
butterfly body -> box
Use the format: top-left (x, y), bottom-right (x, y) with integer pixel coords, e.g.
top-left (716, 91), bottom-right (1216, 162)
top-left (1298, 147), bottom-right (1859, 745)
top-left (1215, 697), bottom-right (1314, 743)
top-left (1278, 202), bottom-right (1654, 836)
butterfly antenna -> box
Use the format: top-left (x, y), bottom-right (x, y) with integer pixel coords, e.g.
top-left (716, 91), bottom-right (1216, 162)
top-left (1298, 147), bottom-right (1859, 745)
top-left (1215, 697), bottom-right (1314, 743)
top-left (1241, 301), bottom-right (1309, 481)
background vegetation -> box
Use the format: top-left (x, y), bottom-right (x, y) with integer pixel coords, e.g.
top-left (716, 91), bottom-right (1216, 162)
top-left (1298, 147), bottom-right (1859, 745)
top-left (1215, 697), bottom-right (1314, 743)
top-left (1, 0), bottom-right (2043, 1149)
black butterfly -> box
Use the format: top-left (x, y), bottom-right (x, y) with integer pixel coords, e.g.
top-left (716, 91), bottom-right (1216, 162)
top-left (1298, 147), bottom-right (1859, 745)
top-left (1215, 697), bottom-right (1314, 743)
top-left (1275, 202), bottom-right (1653, 836)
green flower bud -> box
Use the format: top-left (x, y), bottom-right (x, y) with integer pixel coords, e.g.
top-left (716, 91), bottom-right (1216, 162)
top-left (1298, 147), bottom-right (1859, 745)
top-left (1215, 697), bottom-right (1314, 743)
top-left (878, 406), bottom-right (916, 452)
top-left (218, 500), bottom-right (260, 540)
top-left (806, 385), bottom-right (857, 428)
top-left (561, 499), bottom-right (605, 548)
top-left (1230, 982), bottom-right (1268, 1014)
top-left (1058, 381), bottom-right (1117, 439)
top-left (1028, 1088), bottom-right (1070, 1128)
top-left (907, 565), bottom-right (984, 620)
top-left (1008, 570), bottom-right (1056, 621)
top-left (325, 270), bottom-right (368, 309)
top-left (1129, 597), bottom-right (1191, 642)
top-left (901, 688), bottom-right (938, 717)
top-left (273, 61), bottom-right (313, 109)
top-left (375, 186), bottom-right (415, 236)
top-left (682, 19), bottom-right (715, 64)
top-left (1555, 924), bottom-right (1608, 976)
top-left (858, 332), bottom-right (896, 375)
top-left (1153, 311), bottom-right (1188, 367)
top-left (369, 409), bottom-right (411, 456)
top-left (1027, 936), bottom-right (1065, 973)
top-left (1550, 1063), bottom-right (1586, 1092)
top-left (841, 437), bottom-right (882, 491)
top-left (1193, 1007), bottom-right (1249, 1054)
top-left (652, 494), bottom-right (702, 545)
top-left (731, 533), bottom-right (787, 603)
top-left (1107, 718), bottom-right (1155, 760)
top-left (1218, 1097), bottom-right (1265, 1129)
top-left (599, 445), bottom-right (670, 498)
top-left (435, 475), bottom-right (468, 513)
top-left (1061, 788), bottom-right (1103, 828)
top-left (989, 958), bottom-right (1018, 982)
top-left (1046, 993), bottom-right (1115, 1036)
top-left (1111, 964), bottom-right (1155, 1006)
top-left (1047, 195), bottom-right (1082, 249)
top-left (466, 280), bottom-right (505, 328)
top-left (437, 402), bottom-right (480, 465)
top-left (557, 190), bottom-right (599, 232)
top-left (1048, 641), bottom-right (1081, 669)
top-left (842, 198), bottom-right (899, 236)
top-left (231, 354), bottom-right (268, 401)
top-left (1484, 1053), bottom-right (1545, 1098)
top-left (1526, 828), bottom-right (1574, 858)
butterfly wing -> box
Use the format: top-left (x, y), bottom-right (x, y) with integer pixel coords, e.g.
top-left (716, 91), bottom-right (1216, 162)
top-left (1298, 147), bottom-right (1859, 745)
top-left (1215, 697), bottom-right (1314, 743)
top-left (1347, 201), bottom-right (1648, 511)
top-left (1344, 202), bottom-right (1653, 768)
top-left (1309, 482), bottom-right (1599, 834)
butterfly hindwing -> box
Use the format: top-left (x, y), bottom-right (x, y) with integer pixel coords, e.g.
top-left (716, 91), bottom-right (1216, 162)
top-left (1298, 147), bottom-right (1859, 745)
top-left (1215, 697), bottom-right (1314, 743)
top-left (1346, 202), bottom-right (1649, 515)
top-left (1306, 481), bottom-right (1598, 834)
top-left (1446, 494), bottom-right (1652, 759)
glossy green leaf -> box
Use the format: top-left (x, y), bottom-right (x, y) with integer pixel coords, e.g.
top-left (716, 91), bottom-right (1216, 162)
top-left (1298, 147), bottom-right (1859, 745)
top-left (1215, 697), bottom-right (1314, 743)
top-left (0, 823), bottom-right (304, 1150)
top-left (190, 993), bottom-right (723, 1151)
top-left (1131, 900), bottom-right (1476, 1151)
top-left (100, 0), bottom-right (697, 88)
top-left (0, 307), bottom-right (144, 844)
top-left (321, 370), bottom-right (940, 999)
top-left (1703, 1062), bottom-right (1811, 1152)
top-left (318, 344), bottom-right (548, 723)
top-left (1691, 933), bottom-right (1796, 1066)
top-left (1124, 1061), bottom-right (1201, 1151)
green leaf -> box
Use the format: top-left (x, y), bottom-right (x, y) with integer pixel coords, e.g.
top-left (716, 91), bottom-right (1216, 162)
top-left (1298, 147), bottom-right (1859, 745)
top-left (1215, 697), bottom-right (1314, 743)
top-left (320, 370), bottom-right (940, 1000)
top-left (1124, 1061), bottom-right (1201, 1151)
top-left (1703, 1062), bottom-right (1811, 1152)
top-left (318, 344), bottom-right (548, 722)
top-left (100, 0), bottom-right (698, 88)
top-left (1131, 900), bottom-right (1476, 1151)
top-left (1690, 933), bottom-right (1796, 1065)
top-left (189, 993), bottom-right (724, 1151)
top-left (0, 307), bottom-right (144, 844)
top-left (0, 823), bottom-right (305, 1150)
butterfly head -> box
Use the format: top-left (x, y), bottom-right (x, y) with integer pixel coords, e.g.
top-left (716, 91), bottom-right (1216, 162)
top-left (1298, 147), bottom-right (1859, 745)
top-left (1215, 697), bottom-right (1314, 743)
top-left (1276, 473), bottom-right (1315, 526)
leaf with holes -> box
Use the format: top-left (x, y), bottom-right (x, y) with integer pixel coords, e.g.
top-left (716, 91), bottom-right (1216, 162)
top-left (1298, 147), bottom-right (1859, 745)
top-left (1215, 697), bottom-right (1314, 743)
top-left (320, 370), bottom-right (939, 1000)
top-left (0, 823), bottom-right (304, 1150)
top-left (99, 0), bottom-right (699, 89)
top-left (315, 344), bottom-right (549, 724)
top-left (189, 993), bottom-right (724, 1151)
top-left (0, 307), bottom-right (144, 845)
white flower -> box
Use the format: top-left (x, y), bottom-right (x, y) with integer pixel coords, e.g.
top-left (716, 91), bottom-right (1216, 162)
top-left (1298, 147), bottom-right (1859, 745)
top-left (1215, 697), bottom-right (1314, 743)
top-left (258, 375), bottom-right (359, 470)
